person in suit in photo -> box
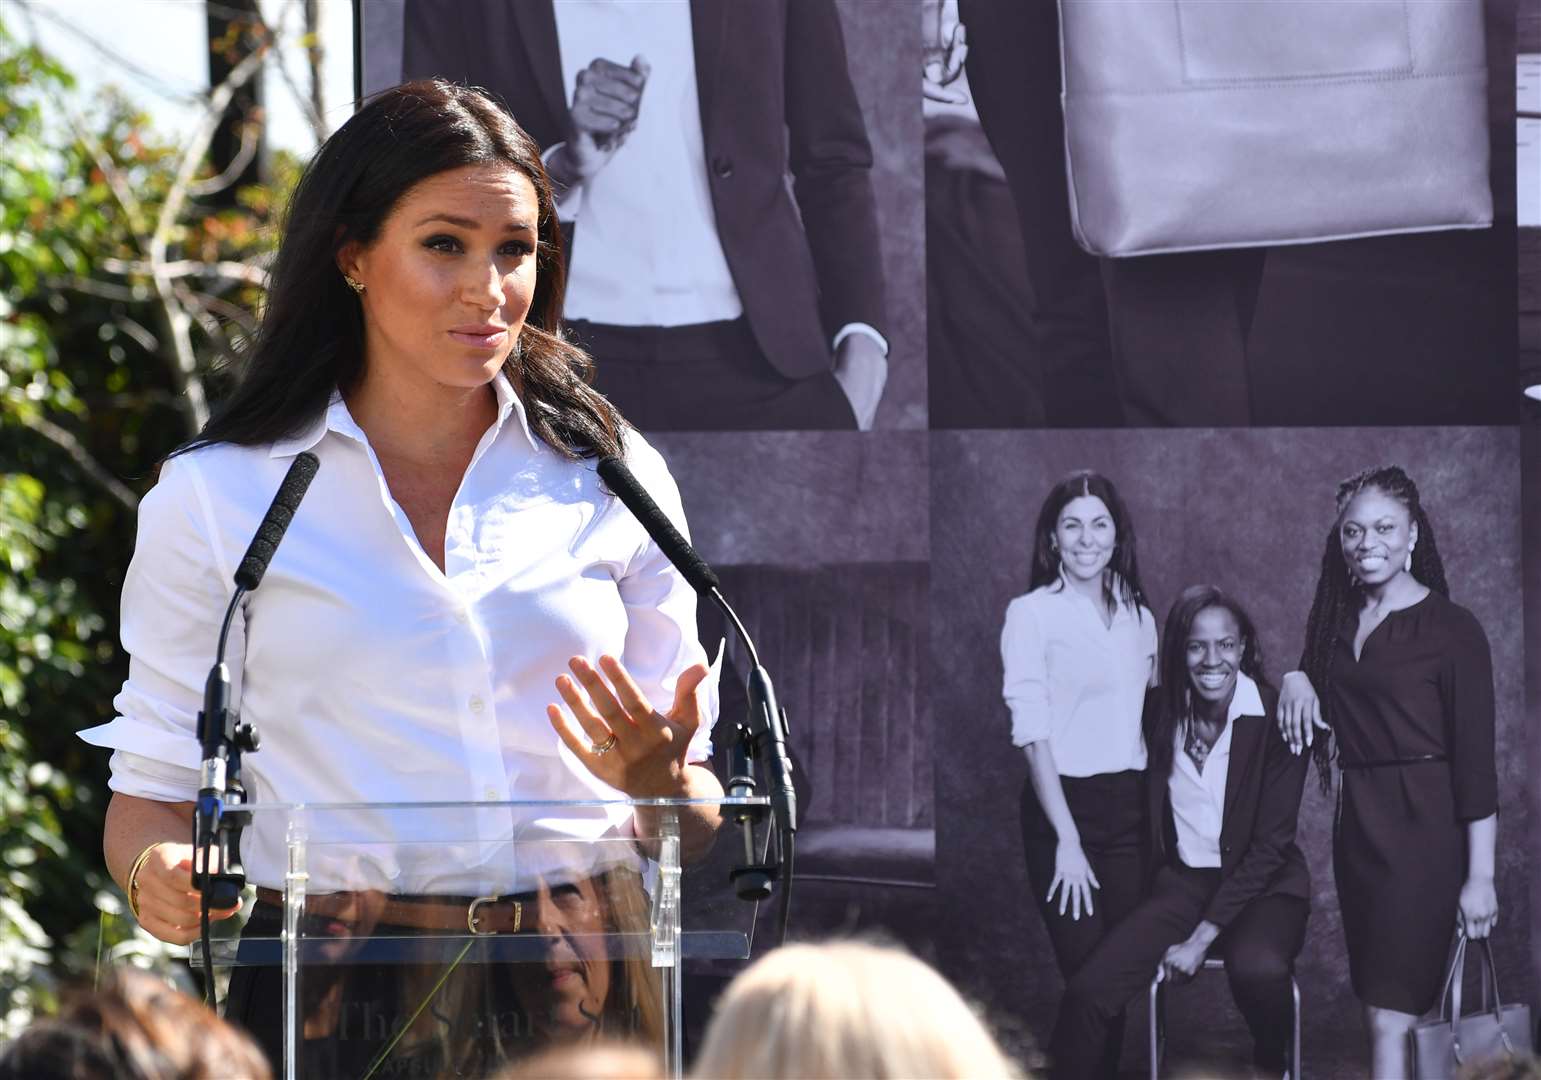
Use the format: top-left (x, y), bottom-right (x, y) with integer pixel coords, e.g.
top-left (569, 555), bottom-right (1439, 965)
top-left (400, 0), bottom-right (890, 432)
top-left (1050, 585), bottom-right (1311, 1080)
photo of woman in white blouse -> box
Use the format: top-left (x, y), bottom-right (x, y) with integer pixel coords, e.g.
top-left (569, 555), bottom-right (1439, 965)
top-left (1000, 469), bottom-right (1156, 1077)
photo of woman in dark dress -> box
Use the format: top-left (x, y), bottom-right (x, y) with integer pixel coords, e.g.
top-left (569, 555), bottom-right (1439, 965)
top-left (1278, 465), bottom-right (1499, 1078)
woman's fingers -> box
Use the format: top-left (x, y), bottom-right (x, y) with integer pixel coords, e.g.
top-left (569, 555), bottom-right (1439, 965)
top-left (566, 658), bottom-right (632, 731)
top-left (597, 654), bottom-right (654, 722)
top-left (668, 663), bottom-right (709, 727)
top-left (1087, 865), bottom-right (1102, 891)
top-left (548, 703), bottom-right (601, 763)
top-left (1280, 703), bottom-right (1302, 755)
top-left (1046, 873), bottom-right (1062, 906)
top-left (554, 671), bottom-right (615, 747)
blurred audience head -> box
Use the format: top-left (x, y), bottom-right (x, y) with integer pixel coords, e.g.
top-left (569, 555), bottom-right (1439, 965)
top-left (0, 967), bottom-right (270, 1080)
top-left (690, 940), bottom-right (1022, 1079)
top-left (490, 1040), bottom-right (663, 1080)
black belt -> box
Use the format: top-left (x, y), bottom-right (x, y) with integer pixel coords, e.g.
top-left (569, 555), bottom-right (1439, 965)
top-left (1339, 753), bottom-right (1447, 770)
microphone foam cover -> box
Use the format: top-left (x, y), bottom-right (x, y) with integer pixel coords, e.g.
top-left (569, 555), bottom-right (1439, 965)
top-left (234, 452), bottom-right (320, 591)
top-left (597, 456), bottom-right (720, 594)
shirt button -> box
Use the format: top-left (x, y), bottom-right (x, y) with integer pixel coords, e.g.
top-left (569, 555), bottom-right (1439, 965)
top-left (454, 608), bottom-right (469, 623)
top-left (483, 786), bottom-right (498, 801)
top-left (469, 695), bottom-right (485, 714)
top-left (711, 155), bottom-right (734, 179)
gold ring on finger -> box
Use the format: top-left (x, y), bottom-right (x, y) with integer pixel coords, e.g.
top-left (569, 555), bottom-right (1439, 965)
top-left (591, 732), bottom-right (619, 757)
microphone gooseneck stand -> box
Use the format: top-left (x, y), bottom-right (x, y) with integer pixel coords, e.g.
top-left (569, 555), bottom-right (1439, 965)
top-left (193, 586), bottom-right (259, 1006)
top-left (709, 586), bottom-right (796, 949)
top-left (192, 451), bottom-right (319, 1008)
top-left (594, 455), bottom-right (798, 947)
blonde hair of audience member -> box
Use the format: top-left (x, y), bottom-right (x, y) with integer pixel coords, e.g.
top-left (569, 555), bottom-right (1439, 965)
top-left (690, 941), bottom-right (1023, 1080)
top-left (0, 967), bottom-right (272, 1080)
top-left (491, 1040), bottom-right (663, 1080)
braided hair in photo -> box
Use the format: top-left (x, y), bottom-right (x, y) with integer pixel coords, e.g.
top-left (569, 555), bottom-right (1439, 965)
top-left (1299, 465), bottom-right (1449, 792)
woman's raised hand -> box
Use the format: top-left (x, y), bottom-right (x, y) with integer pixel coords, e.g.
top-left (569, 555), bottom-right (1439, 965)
top-left (1049, 838), bottom-right (1100, 921)
top-left (1278, 671), bottom-right (1329, 756)
top-left (130, 842), bottom-right (241, 946)
top-left (548, 654), bottom-right (708, 799)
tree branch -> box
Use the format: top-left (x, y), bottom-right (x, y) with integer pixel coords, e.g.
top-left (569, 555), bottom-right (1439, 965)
top-left (101, 257), bottom-right (270, 289)
top-left (13, 411), bottom-right (140, 512)
top-left (186, 120), bottom-right (263, 198)
top-left (44, 276), bottom-right (149, 304)
top-left (146, 40), bottom-right (270, 433)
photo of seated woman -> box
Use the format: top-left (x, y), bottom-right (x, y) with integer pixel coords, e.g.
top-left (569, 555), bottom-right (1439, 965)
top-left (929, 427), bottom-right (1527, 1078)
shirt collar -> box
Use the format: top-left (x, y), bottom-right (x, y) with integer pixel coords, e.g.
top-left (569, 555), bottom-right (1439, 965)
top-left (268, 373), bottom-right (534, 458)
top-left (1226, 671), bottom-right (1265, 725)
top-left (1054, 571), bottom-right (1134, 622)
top-left (1173, 671), bottom-right (1263, 760)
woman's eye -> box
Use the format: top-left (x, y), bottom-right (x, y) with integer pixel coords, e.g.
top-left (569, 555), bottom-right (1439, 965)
top-left (500, 241), bottom-right (535, 257)
top-left (425, 235), bottom-right (462, 253)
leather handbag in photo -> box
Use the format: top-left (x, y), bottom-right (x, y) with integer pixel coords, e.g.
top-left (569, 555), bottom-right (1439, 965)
top-left (1057, 0), bottom-right (1493, 256)
top-left (1408, 934), bottom-right (1532, 1080)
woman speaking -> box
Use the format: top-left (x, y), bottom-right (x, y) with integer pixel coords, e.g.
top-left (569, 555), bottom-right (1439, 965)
top-left (80, 80), bottom-right (723, 1075)
top-left (1000, 470), bottom-right (1155, 1077)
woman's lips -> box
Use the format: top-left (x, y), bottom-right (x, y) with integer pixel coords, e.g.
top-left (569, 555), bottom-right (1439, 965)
top-left (449, 328), bottom-right (508, 349)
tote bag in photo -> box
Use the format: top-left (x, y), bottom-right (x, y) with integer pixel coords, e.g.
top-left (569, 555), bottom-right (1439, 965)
top-left (1057, 0), bottom-right (1493, 256)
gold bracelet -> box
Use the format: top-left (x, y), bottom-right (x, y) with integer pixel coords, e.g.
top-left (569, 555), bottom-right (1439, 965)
top-left (126, 841), bottom-right (164, 923)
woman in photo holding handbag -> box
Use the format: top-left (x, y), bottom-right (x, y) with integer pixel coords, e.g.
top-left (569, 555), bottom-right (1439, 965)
top-left (1277, 466), bottom-right (1498, 1078)
top-left (1000, 471), bottom-right (1156, 1076)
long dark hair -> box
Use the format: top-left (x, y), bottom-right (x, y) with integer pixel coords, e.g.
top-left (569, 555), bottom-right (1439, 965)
top-left (1028, 470), bottom-right (1149, 620)
top-left (177, 79), bottom-right (622, 460)
top-left (1300, 465), bottom-right (1449, 791)
top-left (1146, 585), bottom-right (1271, 779)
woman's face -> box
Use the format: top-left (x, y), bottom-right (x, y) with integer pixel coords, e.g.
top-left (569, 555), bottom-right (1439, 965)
top-left (510, 875), bottom-right (613, 1042)
top-left (340, 163), bottom-right (539, 396)
top-left (1339, 487), bottom-right (1417, 588)
top-left (1054, 494), bottom-right (1116, 584)
top-left (1185, 605), bottom-right (1243, 708)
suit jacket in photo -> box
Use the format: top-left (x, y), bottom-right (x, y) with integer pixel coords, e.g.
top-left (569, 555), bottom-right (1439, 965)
top-left (1146, 682), bottom-right (1311, 929)
top-left (400, 0), bottom-right (888, 381)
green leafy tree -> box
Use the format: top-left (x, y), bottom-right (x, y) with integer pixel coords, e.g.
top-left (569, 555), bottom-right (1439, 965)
top-left (0, 12), bottom-right (304, 1033)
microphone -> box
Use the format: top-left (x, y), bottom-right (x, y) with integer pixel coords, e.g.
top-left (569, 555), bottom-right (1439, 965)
top-left (194, 452), bottom-right (320, 912)
top-left (596, 455), bottom-right (797, 838)
top-left (234, 451), bottom-right (321, 589)
top-left (596, 456), bottom-right (719, 595)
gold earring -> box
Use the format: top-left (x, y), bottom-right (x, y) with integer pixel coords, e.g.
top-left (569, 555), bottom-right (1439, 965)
top-left (343, 274), bottom-right (366, 295)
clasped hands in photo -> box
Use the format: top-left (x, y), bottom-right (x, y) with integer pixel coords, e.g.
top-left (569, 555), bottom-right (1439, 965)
top-left (554, 53), bottom-right (889, 432)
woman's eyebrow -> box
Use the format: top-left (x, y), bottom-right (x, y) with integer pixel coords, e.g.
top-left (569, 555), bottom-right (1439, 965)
top-left (414, 212), bottom-right (535, 232)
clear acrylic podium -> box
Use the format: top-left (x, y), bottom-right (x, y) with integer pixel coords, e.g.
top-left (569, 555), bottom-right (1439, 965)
top-left (177, 797), bottom-right (769, 1080)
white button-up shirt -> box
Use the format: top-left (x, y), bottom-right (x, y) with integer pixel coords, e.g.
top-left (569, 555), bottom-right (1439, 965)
top-left (1169, 672), bottom-right (1265, 870)
top-left (553, 0), bottom-right (742, 327)
top-left (80, 375), bottom-right (716, 893)
top-left (1000, 581), bottom-right (1155, 777)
